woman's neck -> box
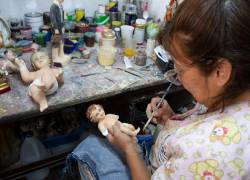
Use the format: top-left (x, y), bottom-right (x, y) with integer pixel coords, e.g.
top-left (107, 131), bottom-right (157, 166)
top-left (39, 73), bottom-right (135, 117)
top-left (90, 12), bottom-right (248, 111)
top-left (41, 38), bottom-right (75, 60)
top-left (208, 90), bottom-right (250, 112)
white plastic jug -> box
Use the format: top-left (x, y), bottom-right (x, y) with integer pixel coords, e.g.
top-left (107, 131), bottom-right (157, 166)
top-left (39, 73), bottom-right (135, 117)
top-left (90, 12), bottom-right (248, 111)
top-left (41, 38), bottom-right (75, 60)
top-left (20, 136), bottom-right (50, 180)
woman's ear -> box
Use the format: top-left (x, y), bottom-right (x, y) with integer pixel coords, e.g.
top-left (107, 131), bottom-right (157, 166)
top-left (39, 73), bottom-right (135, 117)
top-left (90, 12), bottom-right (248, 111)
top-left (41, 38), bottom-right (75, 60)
top-left (214, 59), bottom-right (232, 87)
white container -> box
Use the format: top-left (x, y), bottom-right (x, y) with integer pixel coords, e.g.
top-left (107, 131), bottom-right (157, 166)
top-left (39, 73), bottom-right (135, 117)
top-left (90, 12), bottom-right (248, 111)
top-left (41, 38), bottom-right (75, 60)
top-left (20, 136), bottom-right (50, 180)
top-left (146, 38), bottom-right (156, 57)
top-left (121, 25), bottom-right (134, 40)
top-left (133, 19), bottom-right (146, 44)
top-left (98, 46), bottom-right (117, 66)
top-left (25, 12), bottom-right (43, 33)
top-left (101, 29), bottom-right (116, 47)
top-left (102, 37), bottom-right (116, 46)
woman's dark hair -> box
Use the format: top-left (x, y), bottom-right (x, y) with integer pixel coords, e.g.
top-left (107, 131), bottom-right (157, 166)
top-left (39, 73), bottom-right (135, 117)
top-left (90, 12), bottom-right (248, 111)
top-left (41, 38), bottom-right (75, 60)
top-left (159, 0), bottom-right (250, 102)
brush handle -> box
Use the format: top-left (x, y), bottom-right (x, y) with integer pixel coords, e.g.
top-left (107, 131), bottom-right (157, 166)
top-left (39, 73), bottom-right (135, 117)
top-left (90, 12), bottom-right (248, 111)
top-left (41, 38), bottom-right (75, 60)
top-left (143, 83), bottom-right (173, 131)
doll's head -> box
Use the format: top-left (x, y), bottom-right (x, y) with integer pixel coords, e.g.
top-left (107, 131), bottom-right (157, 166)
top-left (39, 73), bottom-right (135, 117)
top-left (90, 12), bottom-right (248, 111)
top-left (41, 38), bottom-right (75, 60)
top-left (30, 52), bottom-right (52, 70)
top-left (86, 104), bottom-right (105, 123)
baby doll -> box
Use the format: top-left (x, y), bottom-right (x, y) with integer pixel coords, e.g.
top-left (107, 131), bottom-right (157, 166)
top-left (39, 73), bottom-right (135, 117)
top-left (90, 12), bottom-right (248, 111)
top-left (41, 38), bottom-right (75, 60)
top-left (14, 51), bottom-right (64, 112)
top-left (86, 104), bottom-right (140, 137)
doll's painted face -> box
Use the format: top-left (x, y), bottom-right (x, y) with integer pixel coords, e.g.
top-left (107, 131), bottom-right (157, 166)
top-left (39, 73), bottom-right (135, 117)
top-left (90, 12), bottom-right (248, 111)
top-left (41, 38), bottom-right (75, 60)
top-left (31, 52), bottom-right (51, 70)
top-left (90, 105), bottom-right (105, 123)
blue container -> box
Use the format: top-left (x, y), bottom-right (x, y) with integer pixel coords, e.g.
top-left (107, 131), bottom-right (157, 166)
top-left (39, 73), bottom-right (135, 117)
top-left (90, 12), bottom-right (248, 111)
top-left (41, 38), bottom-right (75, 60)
top-left (137, 134), bottom-right (153, 165)
top-left (42, 126), bottom-right (84, 149)
top-left (64, 38), bottom-right (78, 54)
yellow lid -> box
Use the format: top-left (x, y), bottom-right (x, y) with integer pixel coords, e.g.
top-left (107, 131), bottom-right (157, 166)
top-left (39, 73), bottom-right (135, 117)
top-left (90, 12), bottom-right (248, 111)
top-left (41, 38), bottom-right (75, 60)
top-left (112, 21), bottom-right (122, 27)
top-left (102, 29), bottom-right (116, 39)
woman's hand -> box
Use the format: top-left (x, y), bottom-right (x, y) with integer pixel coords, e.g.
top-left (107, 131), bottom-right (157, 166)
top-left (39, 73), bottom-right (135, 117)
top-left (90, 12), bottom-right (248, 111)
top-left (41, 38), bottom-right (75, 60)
top-left (107, 122), bottom-right (137, 155)
top-left (146, 97), bottom-right (174, 126)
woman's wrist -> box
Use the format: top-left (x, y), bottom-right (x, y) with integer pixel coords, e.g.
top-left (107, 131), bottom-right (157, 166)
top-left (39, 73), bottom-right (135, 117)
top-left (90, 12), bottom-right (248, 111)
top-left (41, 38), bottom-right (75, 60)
top-left (124, 143), bottom-right (138, 156)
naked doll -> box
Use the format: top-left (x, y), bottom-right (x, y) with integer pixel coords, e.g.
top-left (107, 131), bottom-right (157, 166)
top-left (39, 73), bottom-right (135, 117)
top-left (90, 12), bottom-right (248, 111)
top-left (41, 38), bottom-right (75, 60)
top-left (86, 104), bottom-right (140, 137)
top-left (15, 51), bottom-right (64, 112)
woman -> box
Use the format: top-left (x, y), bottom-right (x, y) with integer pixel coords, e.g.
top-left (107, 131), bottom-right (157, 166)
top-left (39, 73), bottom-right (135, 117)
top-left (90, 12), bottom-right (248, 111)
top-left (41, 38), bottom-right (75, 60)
top-left (107, 0), bottom-right (250, 179)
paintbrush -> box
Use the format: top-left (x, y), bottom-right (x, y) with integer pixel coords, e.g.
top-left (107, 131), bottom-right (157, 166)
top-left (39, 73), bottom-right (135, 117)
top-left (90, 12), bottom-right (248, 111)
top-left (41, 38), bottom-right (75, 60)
top-left (143, 82), bottom-right (173, 131)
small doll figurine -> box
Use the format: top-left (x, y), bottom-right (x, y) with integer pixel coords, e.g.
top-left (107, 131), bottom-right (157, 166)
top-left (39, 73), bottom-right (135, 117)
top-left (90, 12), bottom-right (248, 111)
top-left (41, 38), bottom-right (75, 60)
top-left (0, 50), bottom-right (19, 73)
top-left (86, 104), bottom-right (140, 137)
top-left (14, 51), bottom-right (64, 112)
top-left (50, 0), bottom-right (70, 65)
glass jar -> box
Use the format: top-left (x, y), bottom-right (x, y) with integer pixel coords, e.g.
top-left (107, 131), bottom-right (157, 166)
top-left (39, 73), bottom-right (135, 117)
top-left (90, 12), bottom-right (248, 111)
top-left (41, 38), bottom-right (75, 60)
top-left (84, 32), bottom-right (95, 47)
top-left (134, 19), bottom-right (146, 44)
top-left (101, 29), bottom-right (116, 47)
top-left (98, 46), bottom-right (117, 66)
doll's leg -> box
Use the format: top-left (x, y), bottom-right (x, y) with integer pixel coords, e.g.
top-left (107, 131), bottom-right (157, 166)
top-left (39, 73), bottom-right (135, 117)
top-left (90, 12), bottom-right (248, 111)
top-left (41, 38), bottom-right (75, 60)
top-left (123, 123), bottom-right (140, 136)
top-left (59, 40), bottom-right (70, 63)
top-left (120, 125), bottom-right (140, 137)
top-left (123, 123), bottom-right (136, 130)
top-left (29, 84), bottom-right (48, 112)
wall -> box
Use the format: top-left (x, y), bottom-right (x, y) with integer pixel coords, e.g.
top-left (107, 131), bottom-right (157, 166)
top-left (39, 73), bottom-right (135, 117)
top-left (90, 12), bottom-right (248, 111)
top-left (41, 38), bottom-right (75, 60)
top-left (0, 0), bottom-right (169, 22)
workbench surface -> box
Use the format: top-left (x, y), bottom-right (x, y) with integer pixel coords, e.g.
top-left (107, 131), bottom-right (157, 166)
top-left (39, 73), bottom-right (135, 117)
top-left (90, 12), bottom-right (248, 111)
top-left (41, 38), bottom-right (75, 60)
top-left (0, 47), bottom-right (168, 123)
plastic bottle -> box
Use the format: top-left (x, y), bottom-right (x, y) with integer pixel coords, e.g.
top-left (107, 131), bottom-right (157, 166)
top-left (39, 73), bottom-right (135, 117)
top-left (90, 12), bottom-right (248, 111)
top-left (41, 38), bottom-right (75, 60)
top-left (20, 134), bottom-right (50, 180)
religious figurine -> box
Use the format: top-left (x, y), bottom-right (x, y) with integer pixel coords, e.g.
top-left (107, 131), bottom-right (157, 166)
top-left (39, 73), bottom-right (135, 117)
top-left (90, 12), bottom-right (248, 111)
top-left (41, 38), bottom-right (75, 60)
top-left (14, 51), bottom-right (64, 112)
top-left (0, 50), bottom-right (19, 73)
top-left (50, 0), bottom-right (70, 65)
top-left (86, 104), bottom-right (140, 137)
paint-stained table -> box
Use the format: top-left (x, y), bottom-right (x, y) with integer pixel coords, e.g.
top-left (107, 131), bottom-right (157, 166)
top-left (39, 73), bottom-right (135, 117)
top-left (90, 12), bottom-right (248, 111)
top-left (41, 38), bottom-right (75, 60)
top-left (0, 48), bottom-right (172, 124)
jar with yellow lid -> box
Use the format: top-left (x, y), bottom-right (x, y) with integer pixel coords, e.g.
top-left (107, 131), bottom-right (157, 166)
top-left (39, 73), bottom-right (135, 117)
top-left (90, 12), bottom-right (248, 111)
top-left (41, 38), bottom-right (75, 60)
top-left (101, 29), bottom-right (116, 47)
top-left (112, 21), bottom-right (122, 28)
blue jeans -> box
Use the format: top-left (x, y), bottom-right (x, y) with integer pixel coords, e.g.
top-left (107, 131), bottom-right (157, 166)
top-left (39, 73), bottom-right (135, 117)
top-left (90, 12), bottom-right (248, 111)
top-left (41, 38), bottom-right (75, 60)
top-left (64, 135), bottom-right (131, 180)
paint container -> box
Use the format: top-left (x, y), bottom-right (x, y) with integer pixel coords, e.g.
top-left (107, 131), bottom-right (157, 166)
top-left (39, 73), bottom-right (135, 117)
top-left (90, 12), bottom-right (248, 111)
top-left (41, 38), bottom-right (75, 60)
top-left (114, 27), bottom-right (121, 45)
top-left (43, 12), bottom-right (51, 25)
top-left (75, 23), bottom-right (89, 33)
top-left (112, 21), bottom-right (122, 29)
top-left (84, 32), bottom-right (95, 47)
top-left (20, 26), bottom-right (32, 40)
top-left (24, 12), bottom-right (43, 33)
top-left (125, 4), bottom-right (137, 25)
top-left (89, 24), bottom-right (97, 32)
top-left (34, 32), bottom-right (46, 47)
top-left (101, 29), bottom-right (116, 47)
top-left (67, 11), bottom-right (75, 21)
top-left (134, 19), bottom-right (146, 44)
top-left (9, 18), bottom-right (20, 27)
top-left (75, 8), bottom-right (85, 22)
top-left (135, 51), bottom-right (147, 66)
top-left (109, 11), bottom-right (121, 23)
top-left (146, 38), bottom-right (155, 57)
top-left (64, 38), bottom-right (78, 54)
top-left (10, 27), bottom-right (21, 39)
top-left (95, 26), bottom-right (107, 43)
top-left (64, 21), bottom-right (75, 33)
top-left (98, 46), bottom-right (117, 66)
top-left (108, 0), bottom-right (119, 12)
top-left (121, 25), bottom-right (134, 48)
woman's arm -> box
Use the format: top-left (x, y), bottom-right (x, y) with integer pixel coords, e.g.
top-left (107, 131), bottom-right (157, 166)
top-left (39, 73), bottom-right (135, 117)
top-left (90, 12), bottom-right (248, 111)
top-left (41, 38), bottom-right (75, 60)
top-left (124, 144), bottom-right (150, 180)
top-left (107, 123), bottom-right (150, 180)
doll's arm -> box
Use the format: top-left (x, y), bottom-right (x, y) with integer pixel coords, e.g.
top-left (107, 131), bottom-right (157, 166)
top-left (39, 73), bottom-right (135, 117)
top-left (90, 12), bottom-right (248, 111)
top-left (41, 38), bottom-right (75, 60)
top-left (106, 114), bottom-right (119, 121)
top-left (14, 58), bottom-right (37, 83)
top-left (98, 123), bottom-right (109, 136)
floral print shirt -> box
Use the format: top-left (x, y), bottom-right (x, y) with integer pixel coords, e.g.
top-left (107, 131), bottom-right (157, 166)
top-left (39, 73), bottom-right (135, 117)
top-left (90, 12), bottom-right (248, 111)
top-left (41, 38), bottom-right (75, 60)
top-left (151, 101), bottom-right (250, 180)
